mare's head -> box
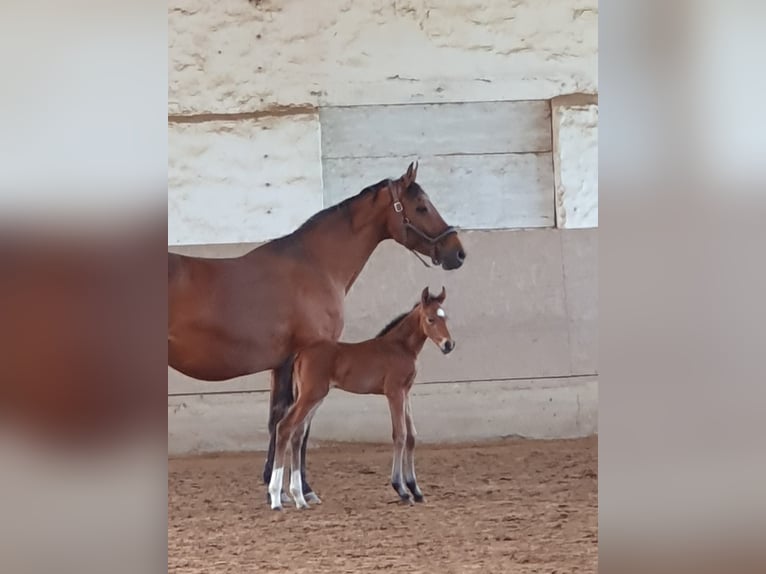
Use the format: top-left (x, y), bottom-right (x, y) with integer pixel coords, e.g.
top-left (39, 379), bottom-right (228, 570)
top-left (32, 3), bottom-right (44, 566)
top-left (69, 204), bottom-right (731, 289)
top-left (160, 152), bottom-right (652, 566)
top-left (417, 286), bottom-right (455, 354)
top-left (384, 162), bottom-right (466, 270)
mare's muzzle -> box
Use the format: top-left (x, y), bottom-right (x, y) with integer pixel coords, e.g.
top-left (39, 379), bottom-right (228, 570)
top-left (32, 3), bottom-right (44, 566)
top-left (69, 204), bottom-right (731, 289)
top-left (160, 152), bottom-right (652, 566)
top-left (417, 227), bottom-right (464, 270)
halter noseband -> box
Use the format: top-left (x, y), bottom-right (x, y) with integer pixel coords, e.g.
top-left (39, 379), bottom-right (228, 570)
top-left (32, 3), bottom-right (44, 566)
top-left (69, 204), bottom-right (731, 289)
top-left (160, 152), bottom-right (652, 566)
top-left (387, 179), bottom-right (458, 267)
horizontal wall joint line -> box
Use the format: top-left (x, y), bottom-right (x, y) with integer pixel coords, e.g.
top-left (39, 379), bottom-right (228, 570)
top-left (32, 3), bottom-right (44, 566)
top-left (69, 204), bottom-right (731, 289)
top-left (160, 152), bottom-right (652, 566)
top-left (319, 98), bottom-right (556, 110)
top-left (168, 373), bottom-right (598, 398)
top-left (322, 150), bottom-right (553, 161)
top-left (169, 105), bottom-right (318, 124)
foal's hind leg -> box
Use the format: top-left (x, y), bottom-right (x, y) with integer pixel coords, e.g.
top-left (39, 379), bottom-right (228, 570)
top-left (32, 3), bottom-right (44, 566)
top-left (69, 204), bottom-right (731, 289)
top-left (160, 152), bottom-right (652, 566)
top-left (403, 395), bottom-right (424, 502)
top-left (299, 422), bottom-right (321, 504)
top-left (264, 359), bottom-right (294, 505)
top-left (269, 402), bottom-right (309, 510)
top-left (268, 379), bottom-right (325, 510)
top-left (288, 420), bottom-right (310, 509)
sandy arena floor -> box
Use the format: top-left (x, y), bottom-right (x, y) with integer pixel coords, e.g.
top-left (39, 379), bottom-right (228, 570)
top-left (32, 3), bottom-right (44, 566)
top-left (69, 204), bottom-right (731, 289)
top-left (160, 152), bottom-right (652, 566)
top-left (169, 437), bottom-right (597, 573)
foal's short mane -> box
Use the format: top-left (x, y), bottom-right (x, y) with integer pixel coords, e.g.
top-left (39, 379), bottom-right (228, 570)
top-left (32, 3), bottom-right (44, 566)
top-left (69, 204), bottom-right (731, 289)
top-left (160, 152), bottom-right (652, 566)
top-left (376, 302), bottom-right (419, 338)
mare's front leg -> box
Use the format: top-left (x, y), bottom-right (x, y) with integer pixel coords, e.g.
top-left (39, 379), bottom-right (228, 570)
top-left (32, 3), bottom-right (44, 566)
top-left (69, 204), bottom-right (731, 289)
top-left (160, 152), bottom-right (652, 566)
top-left (403, 394), bottom-right (424, 502)
top-left (387, 389), bottom-right (411, 504)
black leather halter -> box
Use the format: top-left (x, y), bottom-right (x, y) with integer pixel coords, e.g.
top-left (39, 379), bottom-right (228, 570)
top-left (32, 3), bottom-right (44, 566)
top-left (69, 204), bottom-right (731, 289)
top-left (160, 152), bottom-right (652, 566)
top-left (387, 180), bottom-right (457, 267)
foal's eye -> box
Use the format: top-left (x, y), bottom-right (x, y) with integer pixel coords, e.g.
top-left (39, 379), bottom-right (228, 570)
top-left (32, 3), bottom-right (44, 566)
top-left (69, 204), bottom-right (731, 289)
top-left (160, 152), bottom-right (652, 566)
top-left (416, 206), bottom-right (428, 214)
top-left (426, 317), bottom-right (435, 324)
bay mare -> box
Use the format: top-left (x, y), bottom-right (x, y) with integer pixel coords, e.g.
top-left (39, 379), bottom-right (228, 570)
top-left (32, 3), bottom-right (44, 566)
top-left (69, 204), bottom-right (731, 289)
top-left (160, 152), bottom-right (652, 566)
top-left (168, 163), bottom-right (466, 500)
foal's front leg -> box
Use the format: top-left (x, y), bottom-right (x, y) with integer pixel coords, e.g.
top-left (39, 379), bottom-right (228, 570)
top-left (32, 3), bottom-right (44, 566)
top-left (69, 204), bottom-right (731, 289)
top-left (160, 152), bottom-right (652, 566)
top-left (403, 395), bottom-right (425, 502)
top-left (387, 390), bottom-right (411, 504)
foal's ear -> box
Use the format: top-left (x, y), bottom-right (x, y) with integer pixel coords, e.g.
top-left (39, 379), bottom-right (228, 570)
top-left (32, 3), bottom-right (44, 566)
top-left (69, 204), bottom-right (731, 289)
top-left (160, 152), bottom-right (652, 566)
top-left (421, 286), bottom-right (430, 305)
top-left (401, 161), bottom-right (418, 187)
top-left (436, 286), bottom-right (446, 302)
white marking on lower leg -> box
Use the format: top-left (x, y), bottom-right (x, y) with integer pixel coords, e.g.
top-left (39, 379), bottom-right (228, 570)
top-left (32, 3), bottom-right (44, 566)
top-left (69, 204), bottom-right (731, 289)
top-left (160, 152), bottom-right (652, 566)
top-left (268, 466), bottom-right (284, 509)
top-left (289, 469), bottom-right (308, 509)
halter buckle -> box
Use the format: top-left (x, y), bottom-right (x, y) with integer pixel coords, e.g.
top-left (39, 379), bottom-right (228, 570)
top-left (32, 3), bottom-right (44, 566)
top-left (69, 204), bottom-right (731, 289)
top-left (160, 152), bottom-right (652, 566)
top-left (393, 201), bottom-right (403, 213)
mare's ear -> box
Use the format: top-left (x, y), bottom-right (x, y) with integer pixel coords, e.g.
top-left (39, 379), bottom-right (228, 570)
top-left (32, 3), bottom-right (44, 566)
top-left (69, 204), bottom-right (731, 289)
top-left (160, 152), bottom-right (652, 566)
top-left (421, 286), bottom-right (430, 306)
top-left (436, 286), bottom-right (446, 302)
top-left (401, 161), bottom-right (418, 188)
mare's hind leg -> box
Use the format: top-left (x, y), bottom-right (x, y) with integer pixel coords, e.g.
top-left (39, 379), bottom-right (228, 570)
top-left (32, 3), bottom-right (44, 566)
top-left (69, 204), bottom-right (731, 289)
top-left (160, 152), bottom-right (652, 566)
top-left (403, 395), bottom-right (424, 502)
top-left (386, 389), bottom-right (411, 504)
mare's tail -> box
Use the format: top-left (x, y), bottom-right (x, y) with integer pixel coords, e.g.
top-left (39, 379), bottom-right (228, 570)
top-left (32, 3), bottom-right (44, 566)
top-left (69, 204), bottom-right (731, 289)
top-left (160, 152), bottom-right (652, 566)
top-left (274, 352), bottom-right (297, 413)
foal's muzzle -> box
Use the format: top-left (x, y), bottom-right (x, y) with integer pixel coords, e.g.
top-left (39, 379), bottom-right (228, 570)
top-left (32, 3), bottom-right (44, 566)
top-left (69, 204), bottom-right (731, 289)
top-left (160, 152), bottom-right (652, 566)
top-left (440, 340), bottom-right (455, 354)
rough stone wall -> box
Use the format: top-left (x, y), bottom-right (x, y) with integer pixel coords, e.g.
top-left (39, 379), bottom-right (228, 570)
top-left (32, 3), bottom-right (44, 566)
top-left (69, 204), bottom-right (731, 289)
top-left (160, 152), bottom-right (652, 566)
top-left (168, 0), bottom-right (598, 246)
top-left (169, 0), bottom-right (598, 114)
top-left (553, 95), bottom-right (599, 229)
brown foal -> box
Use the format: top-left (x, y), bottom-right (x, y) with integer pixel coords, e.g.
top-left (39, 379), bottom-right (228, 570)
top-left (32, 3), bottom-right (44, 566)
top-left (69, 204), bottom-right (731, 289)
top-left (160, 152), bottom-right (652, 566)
top-left (268, 287), bottom-right (454, 510)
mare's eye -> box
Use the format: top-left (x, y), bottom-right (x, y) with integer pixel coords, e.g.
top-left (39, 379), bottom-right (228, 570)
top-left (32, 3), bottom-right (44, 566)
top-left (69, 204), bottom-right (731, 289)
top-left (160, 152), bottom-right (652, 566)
top-left (416, 206), bottom-right (428, 214)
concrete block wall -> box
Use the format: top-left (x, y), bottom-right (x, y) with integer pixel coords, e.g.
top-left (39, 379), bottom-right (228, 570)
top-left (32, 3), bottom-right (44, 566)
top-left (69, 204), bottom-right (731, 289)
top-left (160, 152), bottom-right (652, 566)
top-left (168, 0), bottom-right (598, 454)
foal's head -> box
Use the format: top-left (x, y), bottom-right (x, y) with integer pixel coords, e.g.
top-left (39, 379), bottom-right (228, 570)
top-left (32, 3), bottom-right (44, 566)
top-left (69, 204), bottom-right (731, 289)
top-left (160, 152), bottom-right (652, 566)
top-left (384, 162), bottom-right (466, 270)
top-left (417, 286), bottom-right (455, 354)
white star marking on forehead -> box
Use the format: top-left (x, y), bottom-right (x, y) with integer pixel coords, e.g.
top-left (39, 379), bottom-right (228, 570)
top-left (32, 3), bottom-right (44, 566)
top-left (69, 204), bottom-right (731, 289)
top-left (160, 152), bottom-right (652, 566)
top-left (436, 307), bottom-right (446, 318)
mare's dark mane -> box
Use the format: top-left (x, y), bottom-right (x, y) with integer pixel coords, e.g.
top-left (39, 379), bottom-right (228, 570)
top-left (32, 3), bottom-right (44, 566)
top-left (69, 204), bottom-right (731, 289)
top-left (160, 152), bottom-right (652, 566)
top-left (268, 178), bottom-right (423, 252)
top-left (295, 179), bottom-right (389, 233)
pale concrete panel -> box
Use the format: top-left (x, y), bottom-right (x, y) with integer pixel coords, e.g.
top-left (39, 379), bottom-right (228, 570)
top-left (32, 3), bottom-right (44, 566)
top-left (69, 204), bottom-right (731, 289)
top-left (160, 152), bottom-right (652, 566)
top-left (169, 0), bottom-right (598, 114)
top-left (168, 376), bottom-right (598, 455)
top-left (342, 229), bottom-right (571, 381)
top-left (322, 155), bottom-right (555, 230)
top-left (320, 101), bottom-right (552, 159)
top-left (553, 102), bottom-right (598, 228)
top-left (168, 370), bottom-right (270, 396)
top-left (167, 229), bottom-right (576, 396)
top-left (562, 229), bottom-right (598, 375)
top-left (168, 114), bottom-right (322, 245)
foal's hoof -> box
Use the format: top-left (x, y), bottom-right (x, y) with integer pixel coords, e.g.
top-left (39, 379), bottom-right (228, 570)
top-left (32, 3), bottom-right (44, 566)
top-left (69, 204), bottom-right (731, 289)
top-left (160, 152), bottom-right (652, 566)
top-left (413, 494), bottom-right (425, 503)
top-left (305, 492), bottom-right (322, 505)
top-left (399, 495), bottom-right (413, 506)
